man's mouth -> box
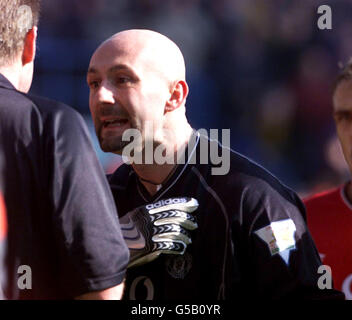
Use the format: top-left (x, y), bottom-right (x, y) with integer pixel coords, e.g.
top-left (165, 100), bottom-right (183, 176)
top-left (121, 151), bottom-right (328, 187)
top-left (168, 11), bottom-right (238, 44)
top-left (102, 118), bottom-right (129, 129)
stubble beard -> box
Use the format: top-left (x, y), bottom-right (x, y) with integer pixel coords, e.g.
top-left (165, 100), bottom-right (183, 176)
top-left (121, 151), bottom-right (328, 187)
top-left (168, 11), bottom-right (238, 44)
top-left (97, 120), bottom-right (139, 155)
top-left (99, 135), bottom-right (131, 154)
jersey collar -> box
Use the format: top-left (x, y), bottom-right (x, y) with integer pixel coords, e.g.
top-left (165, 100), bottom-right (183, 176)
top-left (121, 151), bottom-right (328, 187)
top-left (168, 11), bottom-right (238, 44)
top-left (134, 131), bottom-right (201, 203)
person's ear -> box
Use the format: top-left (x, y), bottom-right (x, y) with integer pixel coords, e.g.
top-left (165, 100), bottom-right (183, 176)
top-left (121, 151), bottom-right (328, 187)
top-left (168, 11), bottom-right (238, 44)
top-left (22, 26), bottom-right (37, 66)
top-left (165, 80), bottom-right (189, 113)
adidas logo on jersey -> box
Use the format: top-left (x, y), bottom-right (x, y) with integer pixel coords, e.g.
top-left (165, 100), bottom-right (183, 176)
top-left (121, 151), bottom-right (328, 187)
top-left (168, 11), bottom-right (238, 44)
top-left (146, 198), bottom-right (187, 210)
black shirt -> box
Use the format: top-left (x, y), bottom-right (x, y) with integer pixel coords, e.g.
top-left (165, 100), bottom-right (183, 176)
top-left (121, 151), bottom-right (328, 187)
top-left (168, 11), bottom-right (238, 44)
top-left (0, 74), bottom-right (129, 299)
top-left (109, 131), bottom-right (344, 300)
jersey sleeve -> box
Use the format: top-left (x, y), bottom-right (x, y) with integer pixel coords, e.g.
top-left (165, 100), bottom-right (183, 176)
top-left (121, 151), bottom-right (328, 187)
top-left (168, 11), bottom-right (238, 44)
top-left (43, 105), bottom-right (129, 297)
top-left (238, 180), bottom-right (344, 299)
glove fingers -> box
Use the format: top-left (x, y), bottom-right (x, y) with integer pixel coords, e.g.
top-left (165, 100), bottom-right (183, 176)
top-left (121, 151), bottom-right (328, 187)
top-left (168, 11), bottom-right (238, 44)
top-left (155, 218), bottom-right (198, 230)
top-left (152, 224), bottom-right (192, 244)
top-left (152, 224), bottom-right (191, 243)
top-left (152, 210), bottom-right (198, 230)
top-left (153, 240), bottom-right (187, 255)
top-left (153, 233), bottom-right (192, 245)
top-left (128, 239), bottom-right (187, 268)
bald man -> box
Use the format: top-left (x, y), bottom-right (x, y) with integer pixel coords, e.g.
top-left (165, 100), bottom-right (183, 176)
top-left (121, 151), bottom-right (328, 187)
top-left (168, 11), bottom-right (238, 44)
top-left (87, 29), bottom-right (344, 300)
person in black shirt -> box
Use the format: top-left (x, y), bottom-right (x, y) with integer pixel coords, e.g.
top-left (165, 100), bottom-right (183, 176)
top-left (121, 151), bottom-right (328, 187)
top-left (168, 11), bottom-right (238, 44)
top-left (87, 29), bottom-right (344, 299)
top-left (0, 0), bottom-right (129, 299)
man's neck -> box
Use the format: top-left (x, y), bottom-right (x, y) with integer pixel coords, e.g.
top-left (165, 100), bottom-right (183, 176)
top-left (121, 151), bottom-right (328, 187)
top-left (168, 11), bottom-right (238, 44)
top-left (0, 65), bottom-right (21, 91)
top-left (132, 125), bottom-right (193, 196)
top-left (133, 163), bottom-right (177, 196)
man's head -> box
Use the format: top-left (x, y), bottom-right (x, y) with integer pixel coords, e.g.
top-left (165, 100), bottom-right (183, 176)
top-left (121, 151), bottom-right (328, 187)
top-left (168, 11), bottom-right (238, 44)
top-left (0, 0), bottom-right (40, 92)
top-left (87, 29), bottom-right (189, 155)
top-left (333, 60), bottom-right (352, 174)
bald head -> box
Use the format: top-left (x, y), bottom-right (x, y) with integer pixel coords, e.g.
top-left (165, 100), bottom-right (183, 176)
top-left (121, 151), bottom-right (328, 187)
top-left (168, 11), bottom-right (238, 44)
top-left (87, 29), bottom-right (191, 154)
top-left (93, 29), bottom-right (186, 87)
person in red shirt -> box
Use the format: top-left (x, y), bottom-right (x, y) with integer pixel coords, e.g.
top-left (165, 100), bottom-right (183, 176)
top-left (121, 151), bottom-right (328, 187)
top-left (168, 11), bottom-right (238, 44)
top-left (304, 60), bottom-right (352, 300)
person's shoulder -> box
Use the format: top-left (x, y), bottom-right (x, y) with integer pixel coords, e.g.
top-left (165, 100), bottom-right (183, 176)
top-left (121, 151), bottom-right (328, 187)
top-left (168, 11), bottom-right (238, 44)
top-left (303, 185), bottom-right (343, 206)
top-left (233, 149), bottom-right (302, 205)
top-left (0, 90), bottom-right (47, 138)
top-left (0, 86), bottom-right (37, 116)
top-left (195, 134), bottom-right (299, 204)
top-left (26, 93), bottom-right (82, 121)
top-left (303, 185), bottom-right (347, 225)
top-left (26, 94), bottom-right (90, 142)
top-left (199, 133), bottom-right (288, 189)
top-left (228, 148), bottom-right (275, 179)
top-left (226, 147), bottom-right (296, 198)
top-left (0, 89), bottom-right (73, 115)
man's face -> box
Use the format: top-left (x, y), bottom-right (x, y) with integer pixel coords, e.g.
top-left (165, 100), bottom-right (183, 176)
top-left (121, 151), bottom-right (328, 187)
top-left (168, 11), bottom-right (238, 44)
top-left (333, 79), bottom-right (352, 173)
top-left (87, 39), bottom-right (171, 154)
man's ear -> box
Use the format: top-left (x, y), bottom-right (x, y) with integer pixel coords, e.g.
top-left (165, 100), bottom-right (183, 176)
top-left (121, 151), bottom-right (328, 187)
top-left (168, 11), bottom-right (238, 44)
top-left (22, 26), bottom-right (37, 66)
top-left (165, 80), bottom-right (189, 113)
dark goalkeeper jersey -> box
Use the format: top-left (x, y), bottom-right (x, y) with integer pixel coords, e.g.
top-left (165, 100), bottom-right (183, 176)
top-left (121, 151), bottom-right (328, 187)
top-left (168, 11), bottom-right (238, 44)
top-left (108, 131), bottom-right (344, 300)
top-left (0, 74), bottom-right (129, 299)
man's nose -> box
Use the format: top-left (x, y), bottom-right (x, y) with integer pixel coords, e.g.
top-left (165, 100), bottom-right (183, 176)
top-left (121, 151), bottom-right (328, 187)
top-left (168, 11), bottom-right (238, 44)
top-left (97, 83), bottom-right (115, 104)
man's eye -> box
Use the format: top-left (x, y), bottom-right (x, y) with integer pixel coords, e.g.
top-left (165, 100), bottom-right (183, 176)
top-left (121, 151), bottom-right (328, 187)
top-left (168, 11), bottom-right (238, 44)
top-left (335, 113), bottom-right (352, 122)
top-left (88, 81), bottom-right (100, 89)
top-left (117, 76), bottom-right (131, 84)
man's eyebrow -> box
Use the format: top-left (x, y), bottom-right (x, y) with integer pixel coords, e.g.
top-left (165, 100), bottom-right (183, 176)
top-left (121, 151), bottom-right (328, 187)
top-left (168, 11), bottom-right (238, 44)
top-left (110, 64), bottom-right (139, 79)
top-left (334, 109), bottom-right (352, 114)
top-left (109, 64), bottom-right (132, 72)
top-left (333, 110), bottom-right (352, 118)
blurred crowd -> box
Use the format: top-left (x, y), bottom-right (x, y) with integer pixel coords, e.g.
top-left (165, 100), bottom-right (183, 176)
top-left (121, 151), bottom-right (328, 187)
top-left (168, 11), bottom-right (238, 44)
top-left (30, 0), bottom-right (352, 196)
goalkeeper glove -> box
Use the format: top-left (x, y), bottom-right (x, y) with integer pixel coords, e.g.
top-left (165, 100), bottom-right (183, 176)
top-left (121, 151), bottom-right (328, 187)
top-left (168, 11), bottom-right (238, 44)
top-left (119, 197), bottom-right (198, 268)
